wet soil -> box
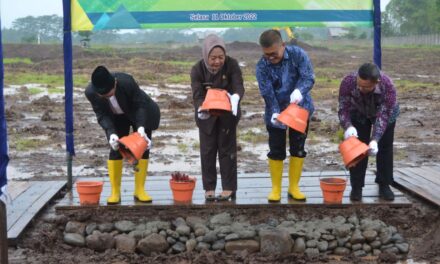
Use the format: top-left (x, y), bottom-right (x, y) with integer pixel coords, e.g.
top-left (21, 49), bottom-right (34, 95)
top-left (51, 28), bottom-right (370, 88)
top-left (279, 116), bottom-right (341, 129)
top-left (3, 42), bottom-right (440, 262)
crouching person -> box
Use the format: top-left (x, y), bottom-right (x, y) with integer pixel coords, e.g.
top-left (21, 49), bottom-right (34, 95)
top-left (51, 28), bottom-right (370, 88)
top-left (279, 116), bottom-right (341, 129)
top-left (338, 63), bottom-right (399, 201)
top-left (85, 65), bottom-right (160, 204)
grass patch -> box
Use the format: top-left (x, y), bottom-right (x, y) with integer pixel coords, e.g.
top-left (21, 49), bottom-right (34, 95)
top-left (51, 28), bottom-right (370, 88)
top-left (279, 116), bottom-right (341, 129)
top-left (331, 128), bottom-right (345, 144)
top-left (239, 129), bottom-right (266, 144)
top-left (164, 60), bottom-right (194, 67)
top-left (167, 74), bottom-right (190, 83)
top-left (28, 88), bottom-right (44, 95)
top-left (192, 141), bottom-right (200, 151)
top-left (243, 75), bottom-right (257, 82)
top-left (48, 87), bottom-right (64, 94)
top-left (4, 57), bottom-right (33, 64)
top-left (14, 138), bottom-right (45, 151)
top-left (4, 72), bottom-right (90, 87)
top-left (177, 143), bottom-right (188, 153)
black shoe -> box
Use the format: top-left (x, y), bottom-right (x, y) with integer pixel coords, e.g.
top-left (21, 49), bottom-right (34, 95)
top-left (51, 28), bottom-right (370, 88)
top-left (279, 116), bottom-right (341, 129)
top-left (379, 184), bottom-right (395, 201)
top-left (205, 191), bottom-right (216, 202)
top-left (350, 187), bottom-right (362, 201)
top-left (216, 191), bottom-right (236, 201)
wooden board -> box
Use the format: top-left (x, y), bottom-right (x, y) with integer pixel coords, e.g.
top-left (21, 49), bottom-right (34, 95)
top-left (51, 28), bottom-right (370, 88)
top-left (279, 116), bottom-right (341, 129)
top-left (6, 181), bottom-right (66, 245)
top-left (56, 170), bottom-right (410, 211)
top-left (394, 166), bottom-right (440, 207)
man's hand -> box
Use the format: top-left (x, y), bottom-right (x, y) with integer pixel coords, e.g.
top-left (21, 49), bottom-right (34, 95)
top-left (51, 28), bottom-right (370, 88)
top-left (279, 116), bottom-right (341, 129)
top-left (137, 126), bottom-right (152, 149)
top-left (271, 113), bottom-right (282, 126)
top-left (290, 89), bottom-right (303, 104)
top-left (368, 140), bottom-right (378, 156)
top-left (109, 134), bottom-right (119, 151)
top-left (344, 126), bottom-right (358, 139)
top-left (227, 93), bottom-right (240, 116)
top-left (197, 107), bottom-right (210, 120)
top-left (137, 126), bottom-right (147, 138)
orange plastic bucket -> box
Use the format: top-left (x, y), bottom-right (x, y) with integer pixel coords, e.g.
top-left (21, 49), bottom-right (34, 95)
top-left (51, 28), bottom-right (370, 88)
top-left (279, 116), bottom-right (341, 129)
top-left (169, 179), bottom-right (196, 202)
top-left (277, 104), bottom-right (309, 133)
top-left (76, 181), bottom-right (103, 205)
top-left (320, 177), bottom-right (346, 203)
top-left (339, 137), bottom-right (369, 168)
top-left (118, 132), bottom-right (149, 165)
top-left (200, 88), bottom-right (231, 116)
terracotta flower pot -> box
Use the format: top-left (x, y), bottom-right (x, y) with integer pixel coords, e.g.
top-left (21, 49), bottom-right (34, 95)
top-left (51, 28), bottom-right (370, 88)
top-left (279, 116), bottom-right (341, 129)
top-left (339, 136), bottom-right (369, 168)
top-left (169, 179), bottom-right (196, 202)
top-left (200, 88), bottom-right (231, 116)
top-left (319, 177), bottom-right (346, 204)
top-left (118, 132), bottom-right (149, 165)
top-left (76, 181), bottom-right (103, 205)
top-left (277, 103), bottom-right (309, 134)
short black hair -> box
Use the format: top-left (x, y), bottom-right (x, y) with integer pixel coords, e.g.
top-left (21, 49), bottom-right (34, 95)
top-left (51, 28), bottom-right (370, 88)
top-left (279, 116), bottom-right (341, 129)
top-left (358, 63), bottom-right (380, 82)
top-left (259, 29), bottom-right (283, 48)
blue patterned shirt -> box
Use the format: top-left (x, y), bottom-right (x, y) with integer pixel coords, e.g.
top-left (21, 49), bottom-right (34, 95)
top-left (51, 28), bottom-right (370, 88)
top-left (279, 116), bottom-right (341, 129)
top-left (256, 45), bottom-right (315, 129)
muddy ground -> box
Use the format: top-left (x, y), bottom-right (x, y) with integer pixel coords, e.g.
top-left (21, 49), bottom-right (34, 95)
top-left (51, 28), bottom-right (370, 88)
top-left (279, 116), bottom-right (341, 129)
top-left (2, 42), bottom-right (440, 263)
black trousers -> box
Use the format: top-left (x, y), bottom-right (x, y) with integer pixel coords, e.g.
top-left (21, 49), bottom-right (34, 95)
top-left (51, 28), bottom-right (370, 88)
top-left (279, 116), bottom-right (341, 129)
top-left (266, 121), bottom-right (309, 160)
top-left (349, 119), bottom-right (396, 188)
top-left (109, 115), bottom-right (151, 160)
top-left (199, 117), bottom-right (237, 192)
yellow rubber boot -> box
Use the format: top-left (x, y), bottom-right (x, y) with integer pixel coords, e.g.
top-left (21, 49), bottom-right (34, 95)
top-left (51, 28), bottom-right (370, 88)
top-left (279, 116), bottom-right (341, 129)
top-left (268, 159), bottom-right (283, 202)
top-left (107, 159), bottom-right (123, 204)
top-left (134, 159), bottom-right (152, 202)
top-left (288, 157), bottom-right (306, 201)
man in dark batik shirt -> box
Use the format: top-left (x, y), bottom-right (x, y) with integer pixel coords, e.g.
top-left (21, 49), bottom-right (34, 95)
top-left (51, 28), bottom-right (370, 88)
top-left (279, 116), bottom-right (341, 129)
top-left (339, 63), bottom-right (400, 201)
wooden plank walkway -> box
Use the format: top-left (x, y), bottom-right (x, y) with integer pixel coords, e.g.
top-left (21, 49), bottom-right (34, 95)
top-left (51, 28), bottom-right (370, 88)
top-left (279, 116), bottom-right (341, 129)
top-left (6, 180), bottom-right (66, 245)
top-left (394, 166), bottom-right (440, 207)
top-left (56, 170), bottom-right (410, 211)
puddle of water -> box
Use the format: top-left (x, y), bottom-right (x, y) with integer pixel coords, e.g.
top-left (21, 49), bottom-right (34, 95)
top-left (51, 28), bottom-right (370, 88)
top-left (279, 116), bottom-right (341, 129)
top-left (6, 165), bottom-right (34, 180)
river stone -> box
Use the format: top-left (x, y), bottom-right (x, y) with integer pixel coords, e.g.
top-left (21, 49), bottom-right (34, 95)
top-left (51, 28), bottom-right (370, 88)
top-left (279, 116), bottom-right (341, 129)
top-left (225, 233), bottom-right (240, 241)
top-left (186, 239), bottom-right (197, 252)
top-left (137, 233), bottom-right (169, 255)
top-left (225, 240), bottom-right (259, 254)
top-left (65, 221), bottom-right (86, 235)
top-left (64, 233), bottom-right (85, 247)
top-left (172, 217), bottom-right (187, 228)
top-left (395, 243), bottom-right (409, 254)
top-left (334, 247), bottom-right (350, 255)
top-left (172, 242), bottom-right (186, 253)
top-left (209, 213), bottom-right (233, 228)
top-left (85, 223), bottom-right (97, 235)
top-left (260, 229), bottom-right (292, 255)
top-left (176, 225), bottom-right (191, 236)
top-left (305, 248), bottom-right (320, 259)
top-left (328, 240), bottom-right (338, 250)
top-left (293, 237), bottom-right (306, 253)
top-left (98, 222), bottom-right (114, 233)
top-left (317, 241), bottom-right (328, 252)
top-left (167, 237), bottom-right (176, 245)
top-left (88, 232), bottom-right (115, 251)
top-left (115, 234), bottom-right (136, 253)
top-left (196, 242), bottom-right (211, 251)
top-left (362, 230), bottom-right (378, 242)
top-left (114, 220), bottom-right (136, 233)
top-left (212, 239), bottom-right (226, 250)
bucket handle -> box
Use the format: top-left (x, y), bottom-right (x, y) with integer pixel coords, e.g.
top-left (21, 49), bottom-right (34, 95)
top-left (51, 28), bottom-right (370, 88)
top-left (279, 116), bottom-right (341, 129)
top-left (318, 165), bottom-right (349, 183)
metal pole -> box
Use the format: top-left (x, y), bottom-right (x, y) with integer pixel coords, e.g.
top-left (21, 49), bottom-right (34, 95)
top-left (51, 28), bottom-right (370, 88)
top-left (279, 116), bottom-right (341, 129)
top-left (63, 0), bottom-right (75, 190)
top-left (373, 0), bottom-right (382, 69)
top-left (0, 201), bottom-right (8, 264)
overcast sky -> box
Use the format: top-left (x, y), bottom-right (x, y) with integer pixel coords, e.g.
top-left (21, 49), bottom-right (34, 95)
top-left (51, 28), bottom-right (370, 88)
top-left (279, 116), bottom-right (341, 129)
top-left (0, 0), bottom-right (391, 28)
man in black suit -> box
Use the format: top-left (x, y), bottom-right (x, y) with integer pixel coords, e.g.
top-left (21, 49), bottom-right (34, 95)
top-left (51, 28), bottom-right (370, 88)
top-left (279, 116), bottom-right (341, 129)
top-left (85, 66), bottom-right (160, 204)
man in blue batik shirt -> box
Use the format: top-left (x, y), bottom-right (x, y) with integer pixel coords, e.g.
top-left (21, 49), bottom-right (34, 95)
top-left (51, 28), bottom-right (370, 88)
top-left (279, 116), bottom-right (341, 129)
top-left (256, 29), bottom-right (315, 202)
